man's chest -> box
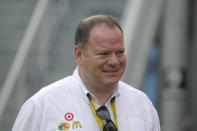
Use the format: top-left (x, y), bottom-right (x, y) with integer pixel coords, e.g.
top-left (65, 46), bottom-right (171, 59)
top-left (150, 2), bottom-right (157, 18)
top-left (39, 100), bottom-right (101, 131)
top-left (38, 105), bottom-right (152, 131)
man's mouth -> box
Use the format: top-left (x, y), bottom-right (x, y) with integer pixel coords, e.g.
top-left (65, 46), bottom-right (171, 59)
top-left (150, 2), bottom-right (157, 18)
top-left (103, 69), bottom-right (119, 73)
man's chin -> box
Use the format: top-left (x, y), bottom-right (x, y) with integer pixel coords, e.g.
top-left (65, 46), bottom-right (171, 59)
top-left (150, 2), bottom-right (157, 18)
top-left (104, 80), bottom-right (119, 87)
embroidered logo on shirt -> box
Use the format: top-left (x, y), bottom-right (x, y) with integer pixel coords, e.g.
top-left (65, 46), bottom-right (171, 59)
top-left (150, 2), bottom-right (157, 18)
top-left (58, 122), bottom-right (70, 130)
top-left (72, 121), bottom-right (82, 129)
top-left (64, 112), bottom-right (74, 121)
top-left (59, 112), bottom-right (82, 130)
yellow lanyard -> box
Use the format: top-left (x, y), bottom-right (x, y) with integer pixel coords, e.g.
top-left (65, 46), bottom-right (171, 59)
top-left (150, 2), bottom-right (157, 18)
top-left (87, 94), bottom-right (118, 131)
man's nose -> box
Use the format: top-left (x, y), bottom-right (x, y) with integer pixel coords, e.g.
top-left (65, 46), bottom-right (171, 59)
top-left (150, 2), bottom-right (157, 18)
top-left (108, 54), bottom-right (119, 66)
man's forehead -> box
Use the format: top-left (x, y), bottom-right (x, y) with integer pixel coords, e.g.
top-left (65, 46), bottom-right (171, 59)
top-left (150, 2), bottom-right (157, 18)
top-left (90, 23), bottom-right (119, 35)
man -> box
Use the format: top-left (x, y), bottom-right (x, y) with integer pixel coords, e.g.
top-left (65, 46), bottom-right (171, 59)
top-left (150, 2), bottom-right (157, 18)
top-left (12, 15), bottom-right (160, 131)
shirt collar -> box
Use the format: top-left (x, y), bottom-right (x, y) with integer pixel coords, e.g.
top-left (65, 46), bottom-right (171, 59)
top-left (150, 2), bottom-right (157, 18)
top-left (72, 67), bottom-right (120, 103)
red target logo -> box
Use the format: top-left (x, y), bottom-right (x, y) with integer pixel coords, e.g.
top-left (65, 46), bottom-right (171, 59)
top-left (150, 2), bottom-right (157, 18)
top-left (64, 113), bottom-right (74, 121)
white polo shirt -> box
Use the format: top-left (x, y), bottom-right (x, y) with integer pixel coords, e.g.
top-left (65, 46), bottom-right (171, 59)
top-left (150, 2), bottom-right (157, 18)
top-left (12, 68), bottom-right (160, 131)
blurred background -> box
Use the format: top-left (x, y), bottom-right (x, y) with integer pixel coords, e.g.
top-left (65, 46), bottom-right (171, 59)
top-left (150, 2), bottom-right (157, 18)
top-left (0, 0), bottom-right (196, 131)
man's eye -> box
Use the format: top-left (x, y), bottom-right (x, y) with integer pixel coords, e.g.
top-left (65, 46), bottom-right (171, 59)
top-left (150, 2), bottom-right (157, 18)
top-left (117, 50), bottom-right (124, 56)
top-left (99, 52), bottom-right (108, 56)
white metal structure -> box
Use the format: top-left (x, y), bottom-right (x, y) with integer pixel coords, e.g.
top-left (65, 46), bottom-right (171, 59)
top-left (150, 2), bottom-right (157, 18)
top-left (121, 0), bottom-right (163, 89)
top-left (160, 0), bottom-right (189, 131)
top-left (0, 0), bottom-right (49, 119)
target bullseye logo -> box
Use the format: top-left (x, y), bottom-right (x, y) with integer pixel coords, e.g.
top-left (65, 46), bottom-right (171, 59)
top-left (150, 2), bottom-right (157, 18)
top-left (64, 113), bottom-right (74, 121)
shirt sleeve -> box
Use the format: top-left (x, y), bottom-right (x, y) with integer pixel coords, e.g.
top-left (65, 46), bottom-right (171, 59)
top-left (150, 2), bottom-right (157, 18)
top-left (12, 99), bottom-right (42, 131)
top-left (152, 107), bottom-right (160, 131)
top-left (145, 94), bottom-right (161, 131)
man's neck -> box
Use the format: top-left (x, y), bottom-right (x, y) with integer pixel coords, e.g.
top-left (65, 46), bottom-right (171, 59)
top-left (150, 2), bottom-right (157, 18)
top-left (87, 86), bottom-right (116, 105)
top-left (78, 69), bottom-right (117, 105)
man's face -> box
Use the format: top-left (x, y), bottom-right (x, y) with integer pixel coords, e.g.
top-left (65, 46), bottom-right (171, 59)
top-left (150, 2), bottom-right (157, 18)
top-left (76, 24), bottom-right (126, 88)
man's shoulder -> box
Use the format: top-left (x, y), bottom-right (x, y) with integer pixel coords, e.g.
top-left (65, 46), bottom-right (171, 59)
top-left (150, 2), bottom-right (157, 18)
top-left (118, 81), bottom-right (149, 101)
top-left (29, 75), bottom-right (74, 102)
top-left (44, 76), bottom-right (73, 90)
top-left (118, 81), bottom-right (155, 111)
top-left (119, 81), bottom-right (145, 95)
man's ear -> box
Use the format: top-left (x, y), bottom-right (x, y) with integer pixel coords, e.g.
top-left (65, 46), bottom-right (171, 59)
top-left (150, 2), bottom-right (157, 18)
top-left (74, 45), bottom-right (82, 64)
